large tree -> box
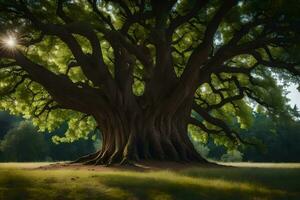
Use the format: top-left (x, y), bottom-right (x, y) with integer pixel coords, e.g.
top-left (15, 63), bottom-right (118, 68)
top-left (0, 0), bottom-right (299, 165)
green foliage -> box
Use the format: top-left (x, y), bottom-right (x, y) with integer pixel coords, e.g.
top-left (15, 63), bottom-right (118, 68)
top-left (242, 114), bottom-right (300, 162)
top-left (221, 150), bottom-right (243, 162)
top-left (0, 111), bottom-right (97, 162)
top-left (188, 124), bottom-right (208, 143)
top-left (51, 114), bottom-right (97, 143)
top-left (197, 113), bottom-right (300, 162)
top-left (191, 140), bottom-right (210, 158)
top-left (0, 0), bottom-right (299, 148)
top-left (0, 121), bottom-right (49, 161)
top-left (0, 112), bottom-right (20, 139)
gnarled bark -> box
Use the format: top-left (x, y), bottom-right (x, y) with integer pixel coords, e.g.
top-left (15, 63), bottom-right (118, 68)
top-left (74, 107), bottom-right (207, 165)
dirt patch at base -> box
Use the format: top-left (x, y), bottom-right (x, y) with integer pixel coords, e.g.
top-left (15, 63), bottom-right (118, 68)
top-left (35, 160), bottom-right (225, 172)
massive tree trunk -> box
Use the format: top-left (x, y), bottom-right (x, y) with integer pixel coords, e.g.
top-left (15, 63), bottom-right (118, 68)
top-left (0, 0), bottom-right (244, 166)
top-left (2, 0), bottom-right (299, 167)
top-left (74, 105), bottom-right (207, 165)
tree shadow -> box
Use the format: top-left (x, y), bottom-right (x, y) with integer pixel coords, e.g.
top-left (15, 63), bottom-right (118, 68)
top-left (0, 173), bottom-right (32, 200)
top-left (180, 167), bottom-right (300, 193)
top-left (0, 169), bottom-right (299, 200)
top-left (95, 172), bottom-right (289, 200)
top-left (0, 172), bottom-right (113, 200)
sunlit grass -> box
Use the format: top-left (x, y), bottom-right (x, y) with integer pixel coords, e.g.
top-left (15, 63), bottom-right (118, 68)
top-left (0, 163), bottom-right (299, 200)
top-left (219, 162), bottom-right (300, 168)
top-left (0, 162), bottom-right (53, 169)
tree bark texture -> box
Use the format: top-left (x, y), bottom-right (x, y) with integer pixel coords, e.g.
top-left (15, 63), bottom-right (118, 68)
top-left (74, 102), bottom-right (207, 165)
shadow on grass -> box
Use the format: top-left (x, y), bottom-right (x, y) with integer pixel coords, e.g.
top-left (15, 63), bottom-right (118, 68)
top-left (0, 171), bottom-right (114, 200)
top-left (180, 167), bottom-right (300, 193)
top-left (95, 172), bottom-right (291, 200)
top-left (0, 172), bottom-right (32, 200)
top-left (0, 168), bottom-right (299, 200)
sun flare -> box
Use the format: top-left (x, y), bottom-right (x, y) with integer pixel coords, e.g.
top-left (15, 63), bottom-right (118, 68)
top-left (4, 35), bottom-right (17, 48)
top-left (1, 34), bottom-right (18, 50)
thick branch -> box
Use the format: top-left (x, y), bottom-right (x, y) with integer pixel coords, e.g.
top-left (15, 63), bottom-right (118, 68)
top-left (57, 0), bottom-right (73, 23)
top-left (192, 104), bottom-right (238, 142)
top-left (8, 50), bottom-right (107, 114)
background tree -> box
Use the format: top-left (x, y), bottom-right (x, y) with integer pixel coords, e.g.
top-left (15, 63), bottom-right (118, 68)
top-left (46, 124), bottom-right (98, 161)
top-left (0, 0), bottom-right (299, 165)
top-left (0, 121), bottom-right (49, 161)
top-left (0, 111), bottom-right (20, 140)
top-left (242, 113), bottom-right (300, 162)
top-left (0, 111), bottom-right (97, 162)
top-left (195, 112), bottom-right (300, 162)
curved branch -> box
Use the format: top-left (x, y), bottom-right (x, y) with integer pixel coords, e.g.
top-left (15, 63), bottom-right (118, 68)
top-left (251, 51), bottom-right (300, 76)
top-left (192, 104), bottom-right (238, 142)
top-left (57, 0), bottom-right (73, 24)
top-left (167, 0), bottom-right (209, 37)
top-left (189, 117), bottom-right (222, 135)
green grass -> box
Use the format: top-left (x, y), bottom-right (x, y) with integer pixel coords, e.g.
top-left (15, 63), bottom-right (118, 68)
top-left (0, 163), bottom-right (299, 200)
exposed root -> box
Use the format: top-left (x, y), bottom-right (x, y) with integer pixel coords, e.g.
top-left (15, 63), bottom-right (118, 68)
top-left (71, 150), bottom-right (209, 166)
top-left (69, 151), bottom-right (100, 164)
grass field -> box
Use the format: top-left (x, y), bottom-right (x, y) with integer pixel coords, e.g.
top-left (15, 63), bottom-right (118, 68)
top-left (0, 162), bottom-right (299, 200)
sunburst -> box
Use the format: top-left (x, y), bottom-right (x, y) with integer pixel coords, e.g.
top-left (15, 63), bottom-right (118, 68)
top-left (0, 33), bottom-right (19, 52)
top-left (5, 36), bottom-right (17, 48)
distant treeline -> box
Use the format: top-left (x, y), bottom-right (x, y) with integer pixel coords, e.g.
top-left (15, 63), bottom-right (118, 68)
top-left (0, 112), bottom-right (95, 162)
top-left (195, 113), bottom-right (300, 162)
top-left (0, 112), bottom-right (300, 162)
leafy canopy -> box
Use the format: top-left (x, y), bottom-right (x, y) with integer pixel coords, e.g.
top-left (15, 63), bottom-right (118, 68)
top-left (0, 0), bottom-right (299, 147)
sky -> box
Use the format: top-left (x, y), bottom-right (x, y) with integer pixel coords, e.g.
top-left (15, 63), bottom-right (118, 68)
top-left (287, 84), bottom-right (300, 108)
